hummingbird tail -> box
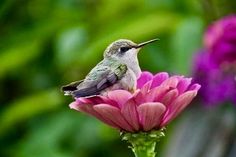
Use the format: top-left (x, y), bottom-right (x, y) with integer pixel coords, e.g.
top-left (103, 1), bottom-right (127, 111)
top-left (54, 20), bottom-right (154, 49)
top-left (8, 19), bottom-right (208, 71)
top-left (61, 85), bottom-right (77, 92)
top-left (61, 80), bottom-right (84, 95)
top-left (71, 87), bottom-right (101, 98)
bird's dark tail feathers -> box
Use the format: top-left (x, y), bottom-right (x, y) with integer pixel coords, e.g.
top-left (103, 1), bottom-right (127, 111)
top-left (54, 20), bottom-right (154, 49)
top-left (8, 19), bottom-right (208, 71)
top-left (71, 87), bottom-right (100, 98)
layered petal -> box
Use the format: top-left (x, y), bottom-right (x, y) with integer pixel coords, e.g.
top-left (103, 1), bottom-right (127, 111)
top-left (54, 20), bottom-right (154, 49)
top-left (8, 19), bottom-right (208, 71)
top-left (140, 80), bottom-right (153, 95)
top-left (161, 89), bottom-right (198, 127)
top-left (145, 85), bottom-right (170, 102)
top-left (137, 71), bottom-right (153, 89)
top-left (137, 102), bottom-right (166, 131)
top-left (107, 90), bottom-right (132, 108)
top-left (121, 99), bottom-right (140, 131)
top-left (70, 102), bottom-right (119, 129)
top-left (161, 76), bottom-right (179, 89)
top-left (151, 72), bottom-right (169, 88)
top-left (93, 104), bottom-right (134, 132)
top-left (177, 78), bottom-right (192, 94)
top-left (159, 89), bottom-right (179, 106)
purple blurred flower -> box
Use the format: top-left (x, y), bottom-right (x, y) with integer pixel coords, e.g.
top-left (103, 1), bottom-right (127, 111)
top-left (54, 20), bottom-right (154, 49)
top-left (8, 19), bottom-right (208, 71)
top-left (69, 71), bottom-right (200, 132)
top-left (193, 15), bottom-right (236, 106)
top-left (204, 15), bottom-right (236, 64)
top-left (193, 51), bottom-right (236, 106)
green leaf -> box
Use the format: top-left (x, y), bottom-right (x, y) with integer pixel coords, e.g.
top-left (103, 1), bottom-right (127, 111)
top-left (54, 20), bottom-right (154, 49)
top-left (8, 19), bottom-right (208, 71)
top-left (170, 16), bottom-right (204, 74)
top-left (0, 41), bottom-right (42, 78)
top-left (55, 27), bottom-right (88, 68)
top-left (0, 89), bottom-right (62, 135)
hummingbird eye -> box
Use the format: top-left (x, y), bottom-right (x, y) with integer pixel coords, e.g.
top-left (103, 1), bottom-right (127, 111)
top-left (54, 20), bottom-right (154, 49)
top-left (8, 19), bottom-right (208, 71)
top-left (119, 47), bottom-right (131, 53)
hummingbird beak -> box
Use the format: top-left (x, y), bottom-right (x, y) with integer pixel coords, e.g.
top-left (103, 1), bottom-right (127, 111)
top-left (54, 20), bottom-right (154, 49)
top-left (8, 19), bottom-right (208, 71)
top-left (135, 38), bottom-right (159, 48)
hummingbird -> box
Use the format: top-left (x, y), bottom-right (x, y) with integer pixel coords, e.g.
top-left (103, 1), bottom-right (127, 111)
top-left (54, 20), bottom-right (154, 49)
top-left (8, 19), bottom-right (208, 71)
top-left (61, 38), bottom-right (159, 98)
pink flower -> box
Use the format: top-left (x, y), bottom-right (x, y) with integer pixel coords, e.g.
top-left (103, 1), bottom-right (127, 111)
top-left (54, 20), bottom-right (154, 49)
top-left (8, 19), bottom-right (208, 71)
top-left (70, 71), bottom-right (201, 132)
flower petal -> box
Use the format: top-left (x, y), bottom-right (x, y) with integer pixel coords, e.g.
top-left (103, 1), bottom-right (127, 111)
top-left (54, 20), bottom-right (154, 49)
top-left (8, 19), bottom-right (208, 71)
top-left (93, 104), bottom-right (134, 132)
top-left (121, 99), bottom-right (140, 131)
top-left (151, 72), bottom-right (169, 88)
top-left (134, 84), bottom-right (169, 105)
top-left (177, 78), bottom-right (192, 94)
top-left (146, 85), bottom-right (170, 102)
top-left (159, 89), bottom-right (179, 106)
top-left (70, 102), bottom-right (119, 129)
top-left (161, 76), bottom-right (179, 88)
top-left (69, 101), bottom-right (81, 110)
top-left (137, 71), bottom-right (153, 89)
top-left (76, 95), bottom-right (112, 105)
top-left (107, 90), bottom-right (132, 108)
top-left (137, 102), bottom-right (166, 131)
top-left (188, 83), bottom-right (201, 91)
top-left (134, 91), bottom-right (146, 104)
top-left (161, 90), bottom-right (198, 126)
top-left (76, 97), bottom-right (92, 104)
top-left (140, 80), bottom-right (152, 95)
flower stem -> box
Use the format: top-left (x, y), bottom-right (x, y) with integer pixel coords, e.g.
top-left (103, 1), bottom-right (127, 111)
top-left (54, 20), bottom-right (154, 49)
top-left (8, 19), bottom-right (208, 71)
top-left (132, 139), bottom-right (156, 157)
top-left (121, 128), bottom-right (165, 157)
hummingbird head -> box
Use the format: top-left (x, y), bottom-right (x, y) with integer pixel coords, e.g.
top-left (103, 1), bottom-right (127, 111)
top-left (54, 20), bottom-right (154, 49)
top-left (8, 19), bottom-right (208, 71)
top-left (104, 38), bottom-right (159, 77)
top-left (104, 38), bottom-right (159, 59)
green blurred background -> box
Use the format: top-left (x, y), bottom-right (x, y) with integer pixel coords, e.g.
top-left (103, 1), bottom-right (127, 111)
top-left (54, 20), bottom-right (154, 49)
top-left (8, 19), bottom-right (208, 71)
top-left (0, 0), bottom-right (235, 157)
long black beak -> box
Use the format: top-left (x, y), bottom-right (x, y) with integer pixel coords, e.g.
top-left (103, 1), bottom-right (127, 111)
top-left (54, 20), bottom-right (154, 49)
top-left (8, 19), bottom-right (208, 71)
top-left (136, 38), bottom-right (159, 48)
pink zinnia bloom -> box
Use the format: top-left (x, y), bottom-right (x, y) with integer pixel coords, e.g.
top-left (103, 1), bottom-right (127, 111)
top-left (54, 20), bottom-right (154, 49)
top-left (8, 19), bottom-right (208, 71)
top-left (70, 71), bottom-right (201, 132)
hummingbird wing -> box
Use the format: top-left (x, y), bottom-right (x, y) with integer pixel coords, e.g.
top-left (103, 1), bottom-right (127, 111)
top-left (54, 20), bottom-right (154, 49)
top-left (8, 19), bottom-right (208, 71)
top-left (71, 64), bottom-right (127, 98)
top-left (61, 80), bottom-right (84, 95)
